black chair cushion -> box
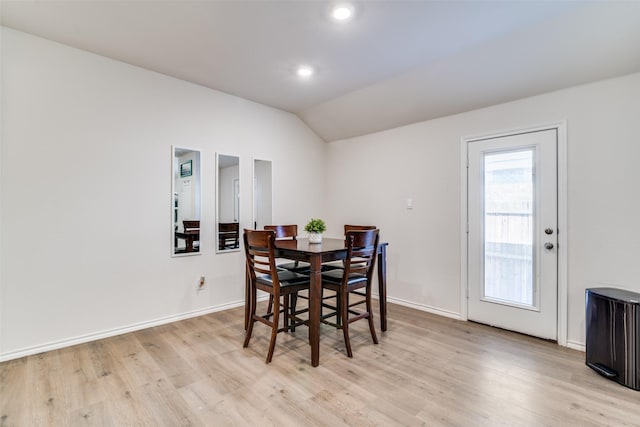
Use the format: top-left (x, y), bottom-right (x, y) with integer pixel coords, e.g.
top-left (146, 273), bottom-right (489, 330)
top-left (276, 261), bottom-right (311, 272)
top-left (257, 270), bottom-right (309, 287)
top-left (321, 269), bottom-right (367, 285)
top-left (321, 260), bottom-right (367, 271)
top-left (320, 261), bottom-right (343, 271)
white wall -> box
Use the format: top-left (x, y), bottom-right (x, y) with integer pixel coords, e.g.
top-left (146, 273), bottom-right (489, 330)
top-left (3, 26), bottom-right (639, 361)
top-left (254, 160), bottom-right (273, 230)
top-left (0, 28), bottom-right (326, 360)
top-left (325, 72), bottom-right (640, 348)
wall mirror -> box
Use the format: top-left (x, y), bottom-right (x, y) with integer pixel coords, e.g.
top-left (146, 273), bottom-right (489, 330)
top-left (216, 153), bottom-right (240, 253)
top-left (253, 159), bottom-right (273, 230)
top-left (172, 146), bottom-right (201, 257)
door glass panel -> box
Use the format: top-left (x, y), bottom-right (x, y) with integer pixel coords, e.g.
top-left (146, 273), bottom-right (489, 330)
top-left (483, 149), bottom-right (534, 306)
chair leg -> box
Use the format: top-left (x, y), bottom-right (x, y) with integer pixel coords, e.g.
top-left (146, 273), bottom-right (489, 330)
top-left (366, 286), bottom-right (378, 344)
top-left (266, 296), bottom-right (280, 363)
top-left (290, 293), bottom-right (298, 332)
top-left (243, 285), bottom-right (257, 348)
top-left (341, 289), bottom-right (353, 358)
top-left (266, 294), bottom-right (274, 319)
top-left (283, 294), bottom-right (290, 331)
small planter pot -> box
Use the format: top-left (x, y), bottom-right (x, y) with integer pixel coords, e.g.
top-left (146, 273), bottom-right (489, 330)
top-left (308, 232), bottom-right (323, 244)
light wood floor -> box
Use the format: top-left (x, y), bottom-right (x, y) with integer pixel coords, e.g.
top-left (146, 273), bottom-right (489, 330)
top-left (1, 302), bottom-right (639, 426)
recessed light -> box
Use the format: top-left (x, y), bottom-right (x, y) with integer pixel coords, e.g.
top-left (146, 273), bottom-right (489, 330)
top-left (297, 65), bottom-right (314, 77)
top-left (331, 4), bottom-right (354, 22)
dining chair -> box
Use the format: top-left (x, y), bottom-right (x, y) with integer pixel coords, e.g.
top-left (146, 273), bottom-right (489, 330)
top-left (243, 229), bottom-right (310, 363)
top-left (183, 220), bottom-right (200, 231)
top-left (264, 224), bottom-right (310, 272)
top-left (218, 222), bottom-right (239, 250)
top-left (321, 225), bottom-right (376, 272)
top-left (263, 225), bottom-right (311, 320)
top-left (318, 224), bottom-right (378, 326)
top-left (182, 220), bottom-right (200, 250)
top-left (321, 228), bottom-right (380, 357)
top-left (344, 224), bottom-right (377, 233)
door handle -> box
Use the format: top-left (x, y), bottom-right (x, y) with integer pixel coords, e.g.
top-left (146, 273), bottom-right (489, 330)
top-left (544, 228), bottom-right (554, 235)
top-left (544, 242), bottom-right (554, 250)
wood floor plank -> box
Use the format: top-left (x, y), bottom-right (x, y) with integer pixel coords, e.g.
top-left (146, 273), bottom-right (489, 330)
top-left (0, 358), bottom-right (28, 427)
top-left (25, 351), bottom-right (71, 426)
top-left (55, 345), bottom-right (106, 413)
top-left (133, 328), bottom-right (200, 390)
top-left (2, 303), bottom-right (639, 426)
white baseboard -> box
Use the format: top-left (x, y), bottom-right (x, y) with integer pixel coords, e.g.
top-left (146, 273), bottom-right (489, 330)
top-left (386, 295), bottom-right (462, 320)
top-left (0, 300), bottom-right (246, 363)
top-left (566, 340), bottom-right (586, 352)
top-left (383, 296), bottom-right (585, 352)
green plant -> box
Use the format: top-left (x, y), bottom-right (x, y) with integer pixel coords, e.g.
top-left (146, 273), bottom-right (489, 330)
top-left (304, 218), bottom-right (326, 234)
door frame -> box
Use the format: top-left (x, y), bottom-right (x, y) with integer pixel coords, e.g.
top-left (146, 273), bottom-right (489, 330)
top-left (460, 121), bottom-right (568, 346)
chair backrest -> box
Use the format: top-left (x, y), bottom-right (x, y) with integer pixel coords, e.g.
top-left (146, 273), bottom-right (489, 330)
top-left (344, 224), bottom-right (376, 234)
top-left (219, 222), bottom-right (240, 248)
top-left (183, 220), bottom-right (200, 232)
top-left (344, 229), bottom-right (380, 280)
top-left (343, 225), bottom-right (376, 263)
top-left (264, 225), bottom-right (298, 240)
top-left (219, 222), bottom-right (239, 233)
top-left (243, 229), bottom-right (281, 290)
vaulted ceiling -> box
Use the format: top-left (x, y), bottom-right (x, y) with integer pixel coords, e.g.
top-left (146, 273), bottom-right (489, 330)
top-left (2, 1), bottom-right (640, 141)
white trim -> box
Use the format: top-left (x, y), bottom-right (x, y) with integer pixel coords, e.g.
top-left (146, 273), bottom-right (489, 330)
top-left (566, 340), bottom-right (586, 352)
top-left (556, 122), bottom-right (569, 347)
top-left (387, 296), bottom-right (462, 320)
top-left (460, 121), bottom-right (569, 346)
top-left (460, 138), bottom-right (469, 321)
top-left (0, 301), bottom-right (243, 363)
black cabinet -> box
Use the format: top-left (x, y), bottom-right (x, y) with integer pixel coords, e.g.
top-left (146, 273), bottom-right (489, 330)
top-left (585, 287), bottom-right (639, 391)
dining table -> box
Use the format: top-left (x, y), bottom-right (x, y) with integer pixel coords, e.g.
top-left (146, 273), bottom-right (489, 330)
top-left (244, 237), bottom-right (388, 367)
top-left (175, 230), bottom-right (200, 253)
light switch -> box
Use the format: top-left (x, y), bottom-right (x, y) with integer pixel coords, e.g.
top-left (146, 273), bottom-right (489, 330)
top-left (406, 198), bottom-right (413, 209)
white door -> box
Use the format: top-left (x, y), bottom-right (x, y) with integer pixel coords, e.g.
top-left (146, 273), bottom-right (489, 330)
top-left (467, 129), bottom-right (558, 340)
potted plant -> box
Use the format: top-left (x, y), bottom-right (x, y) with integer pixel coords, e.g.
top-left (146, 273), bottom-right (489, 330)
top-left (304, 218), bottom-right (326, 243)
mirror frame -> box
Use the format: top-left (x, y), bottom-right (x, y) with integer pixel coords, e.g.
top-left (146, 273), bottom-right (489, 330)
top-left (252, 157), bottom-right (273, 231)
top-left (216, 153), bottom-right (241, 254)
top-left (171, 145), bottom-right (202, 257)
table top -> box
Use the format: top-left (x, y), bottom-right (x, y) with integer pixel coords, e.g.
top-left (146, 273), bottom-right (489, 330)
top-left (274, 237), bottom-right (347, 254)
top-left (275, 237), bottom-right (387, 254)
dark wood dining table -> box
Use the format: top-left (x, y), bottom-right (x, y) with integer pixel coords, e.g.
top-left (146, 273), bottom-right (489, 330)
top-left (175, 230), bottom-right (200, 253)
top-left (244, 237), bottom-right (388, 367)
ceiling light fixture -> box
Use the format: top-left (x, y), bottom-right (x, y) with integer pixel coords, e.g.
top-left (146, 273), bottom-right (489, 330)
top-left (297, 65), bottom-right (314, 78)
top-left (331, 4), bottom-right (354, 22)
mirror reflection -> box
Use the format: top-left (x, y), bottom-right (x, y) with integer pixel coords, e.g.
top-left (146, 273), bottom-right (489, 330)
top-left (217, 154), bottom-right (240, 252)
top-left (253, 159), bottom-right (273, 229)
top-left (173, 147), bottom-right (201, 256)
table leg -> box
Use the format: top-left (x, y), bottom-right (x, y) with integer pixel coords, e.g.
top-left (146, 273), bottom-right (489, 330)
top-left (377, 244), bottom-right (387, 332)
top-left (309, 254), bottom-right (321, 367)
